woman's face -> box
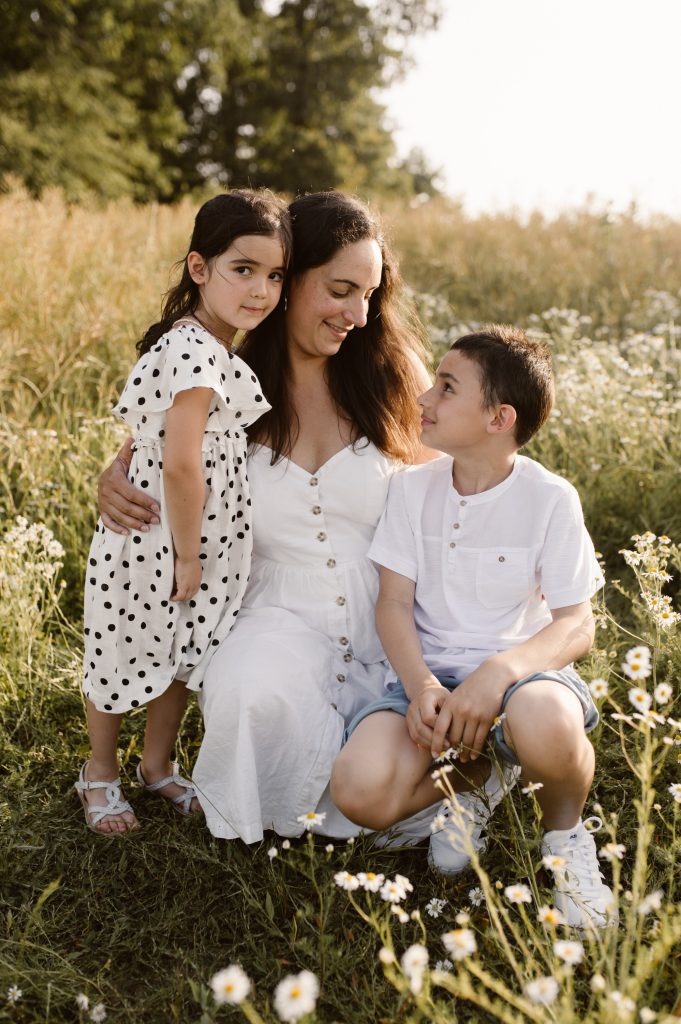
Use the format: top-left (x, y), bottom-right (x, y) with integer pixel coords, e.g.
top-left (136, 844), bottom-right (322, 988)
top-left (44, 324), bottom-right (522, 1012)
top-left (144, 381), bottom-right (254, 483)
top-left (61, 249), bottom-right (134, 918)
top-left (285, 239), bottom-right (383, 360)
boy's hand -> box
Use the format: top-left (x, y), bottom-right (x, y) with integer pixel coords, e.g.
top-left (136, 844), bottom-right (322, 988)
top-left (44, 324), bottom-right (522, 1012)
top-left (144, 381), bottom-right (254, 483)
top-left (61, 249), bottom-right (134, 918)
top-left (406, 680), bottom-right (449, 748)
top-left (431, 660), bottom-right (510, 761)
top-left (171, 557), bottom-right (202, 602)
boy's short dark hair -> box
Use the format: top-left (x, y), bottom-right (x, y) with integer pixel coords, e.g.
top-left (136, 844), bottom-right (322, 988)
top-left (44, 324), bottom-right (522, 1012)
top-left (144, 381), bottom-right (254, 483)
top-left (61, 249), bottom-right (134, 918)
top-left (451, 324), bottom-right (554, 447)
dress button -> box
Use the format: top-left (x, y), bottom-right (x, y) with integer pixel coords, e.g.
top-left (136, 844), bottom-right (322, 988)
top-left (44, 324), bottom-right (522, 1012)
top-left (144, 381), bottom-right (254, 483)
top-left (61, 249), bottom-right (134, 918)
top-left (309, 477), bottom-right (319, 486)
top-left (336, 596), bottom-right (346, 606)
top-left (460, 499), bottom-right (467, 506)
top-left (317, 532), bottom-right (327, 541)
top-left (339, 636), bottom-right (349, 646)
top-left (449, 542), bottom-right (456, 549)
top-left (343, 653), bottom-right (352, 663)
top-left (453, 523), bottom-right (460, 529)
top-left (498, 555), bottom-right (506, 562)
top-left (312, 505), bottom-right (322, 515)
top-left (326, 558), bottom-right (336, 568)
top-left (336, 673), bottom-right (346, 682)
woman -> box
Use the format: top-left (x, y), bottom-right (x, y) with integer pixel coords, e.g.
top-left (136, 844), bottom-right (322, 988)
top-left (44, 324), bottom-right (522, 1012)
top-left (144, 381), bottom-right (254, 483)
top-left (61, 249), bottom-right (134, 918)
top-left (99, 191), bottom-right (435, 843)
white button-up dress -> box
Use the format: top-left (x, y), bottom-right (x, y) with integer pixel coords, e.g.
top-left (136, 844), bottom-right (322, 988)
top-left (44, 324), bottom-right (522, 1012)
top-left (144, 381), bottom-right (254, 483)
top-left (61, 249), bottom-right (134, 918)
top-left (193, 439), bottom-right (400, 843)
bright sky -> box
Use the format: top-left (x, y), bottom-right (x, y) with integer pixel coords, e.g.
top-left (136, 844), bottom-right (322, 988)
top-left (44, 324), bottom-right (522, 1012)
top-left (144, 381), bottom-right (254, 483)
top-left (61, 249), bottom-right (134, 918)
top-left (385, 0), bottom-right (681, 217)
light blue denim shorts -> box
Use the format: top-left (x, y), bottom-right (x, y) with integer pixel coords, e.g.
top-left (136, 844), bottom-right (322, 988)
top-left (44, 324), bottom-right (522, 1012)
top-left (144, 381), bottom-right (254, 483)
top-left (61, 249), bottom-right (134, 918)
top-left (344, 667), bottom-right (599, 766)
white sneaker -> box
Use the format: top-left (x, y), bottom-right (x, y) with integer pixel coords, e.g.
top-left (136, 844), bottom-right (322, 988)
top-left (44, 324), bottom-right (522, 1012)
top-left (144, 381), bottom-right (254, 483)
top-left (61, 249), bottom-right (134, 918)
top-left (541, 817), bottom-right (617, 930)
top-left (428, 762), bottom-right (521, 875)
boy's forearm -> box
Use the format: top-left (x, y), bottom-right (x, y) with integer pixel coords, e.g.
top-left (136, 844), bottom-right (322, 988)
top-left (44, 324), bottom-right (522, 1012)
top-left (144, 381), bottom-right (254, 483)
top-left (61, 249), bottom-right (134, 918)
top-left (375, 596), bottom-right (440, 699)
top-left (486, 604), bottom-right (595, 687)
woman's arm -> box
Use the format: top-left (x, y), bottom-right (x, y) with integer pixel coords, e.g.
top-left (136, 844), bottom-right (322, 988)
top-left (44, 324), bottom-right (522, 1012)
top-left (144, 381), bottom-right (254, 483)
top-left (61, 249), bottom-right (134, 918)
top-left (163, 387), bottom-right (213, 601)
top-left (98, 438), bottom-right (161, 535)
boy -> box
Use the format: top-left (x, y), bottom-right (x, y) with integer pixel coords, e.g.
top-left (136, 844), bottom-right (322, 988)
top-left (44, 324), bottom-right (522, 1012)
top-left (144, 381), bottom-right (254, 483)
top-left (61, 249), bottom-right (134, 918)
top-left (331, 324), bottom-right (614, 929)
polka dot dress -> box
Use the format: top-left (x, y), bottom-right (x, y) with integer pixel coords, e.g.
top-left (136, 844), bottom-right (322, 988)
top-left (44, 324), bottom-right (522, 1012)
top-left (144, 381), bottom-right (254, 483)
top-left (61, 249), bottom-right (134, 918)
top-left (83, 320), bottom-right (270, 713)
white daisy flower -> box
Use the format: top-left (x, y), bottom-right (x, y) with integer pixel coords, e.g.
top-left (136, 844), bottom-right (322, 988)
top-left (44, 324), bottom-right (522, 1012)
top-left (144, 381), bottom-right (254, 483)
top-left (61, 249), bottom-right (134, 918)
top-left (553, 939), bottom-right (584, 965)
top-left (334, 870), bottom-right (359, 891)
top-left (468, 887), bottom-right (484, 907)
top-left (267, 846), bottom-right (278, 860)
top-left (380, 878), bottom-right (408, 903)
top-left (521, 781), bottom-right (544, 794)
top-left (524, 976), bottom-right (559, 1005)
top-left (273, 971), bottom-right (319, 1023)
top-left (296, 811), bottom-right (326, 831)
top-left (589, 678), bottom-right (609, 699)
top-left (401, 944), bottom-right (428, 995)
top-left (668, 782), bottom-right (681, 803)
top-left (504, 883), bottom-right (533, 904)
top-left (76, 993), bottom-right (90, 1011)
top-left (394, 873), bottom-right (414, 893)
top-left (590, 973), bottom-right (607, 992)
top-left (640, 1008), bottom-right (657, 1023)
top-left (441, 928), bottom-right (477, 961)
top-left (599, 842), bottom-right (626, 862)
top-left (6, 986), bottom-right (22, 1005)
top-left (435, 746), bottom-right (460, 762)
top-left (90, 1005), bottom-right (107, 1024)
top-left (654, 683), bottom-right (672, 704)
top-left (542, 853), bottom-right (567, 872)
top-left (628, 687), bottom-right (652, 711)
top-left (637, 889), bottom-right (663, 915)
top-left (609, 990), bottom-right (636, 1014)
top-left (356, 871), bottom-right (385, 892)
top-left (454, 911), bottom-right (471, 925)
top-left (378, 947), bottom-right (395, 965)
top-left (282, 840), bottom-right (291, 849)
top-left (325, 844), bottom-right (334, 853)
top-left (537, 905), bottom-right (565, 927)
top-left (210, 965), bottom-right (251, 1006)
top-left (425, 897), bottom-right (447, 918)
top-left (623, 657), bottom-right (652, 681)
top-left (391, 905), bottom-right (409, 923)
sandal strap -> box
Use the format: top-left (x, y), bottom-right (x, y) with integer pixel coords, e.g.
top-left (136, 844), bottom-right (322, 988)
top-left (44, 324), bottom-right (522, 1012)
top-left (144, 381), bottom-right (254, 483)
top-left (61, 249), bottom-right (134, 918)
top-left (136, 762), bottom-right (198, 815)
top-left (75, 769), bottom-right (133, 825)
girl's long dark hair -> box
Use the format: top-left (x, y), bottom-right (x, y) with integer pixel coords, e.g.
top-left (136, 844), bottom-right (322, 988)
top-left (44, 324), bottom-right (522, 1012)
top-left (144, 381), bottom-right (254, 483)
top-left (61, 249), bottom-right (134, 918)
top-left (137, 190), bottom-right (292, 356)
top-left (239, 191), bottom-right (429, 464)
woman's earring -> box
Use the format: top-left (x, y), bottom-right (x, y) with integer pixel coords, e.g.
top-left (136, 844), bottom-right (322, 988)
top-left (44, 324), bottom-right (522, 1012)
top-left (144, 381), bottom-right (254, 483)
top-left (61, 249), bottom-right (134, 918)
top-left (284, 295), bottom-right (288, 312)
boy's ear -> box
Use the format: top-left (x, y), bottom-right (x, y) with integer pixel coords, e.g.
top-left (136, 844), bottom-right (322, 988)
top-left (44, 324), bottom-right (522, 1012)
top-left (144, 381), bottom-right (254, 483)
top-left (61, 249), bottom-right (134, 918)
top-left (487, 404), bottom-right (517, 435)
top-left (187, 251), bottom-right (208, 284)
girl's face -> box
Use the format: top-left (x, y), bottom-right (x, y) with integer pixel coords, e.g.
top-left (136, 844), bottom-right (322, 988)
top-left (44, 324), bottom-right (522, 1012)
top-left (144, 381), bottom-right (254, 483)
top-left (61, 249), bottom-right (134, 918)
top-left (285, 239), bottom-right (383, 360)
top-left (189, 234), bottom-right (286, 342)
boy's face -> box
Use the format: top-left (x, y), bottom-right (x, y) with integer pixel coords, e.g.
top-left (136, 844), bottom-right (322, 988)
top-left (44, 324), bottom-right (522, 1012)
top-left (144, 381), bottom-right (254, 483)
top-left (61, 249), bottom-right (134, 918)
top-left (418, 350), bottom-right (497, 455)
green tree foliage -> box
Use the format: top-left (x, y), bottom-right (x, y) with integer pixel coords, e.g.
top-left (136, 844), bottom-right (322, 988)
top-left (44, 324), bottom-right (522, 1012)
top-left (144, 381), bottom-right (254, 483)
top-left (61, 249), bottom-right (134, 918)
top-left (0, 0), bottom-right (441, 201)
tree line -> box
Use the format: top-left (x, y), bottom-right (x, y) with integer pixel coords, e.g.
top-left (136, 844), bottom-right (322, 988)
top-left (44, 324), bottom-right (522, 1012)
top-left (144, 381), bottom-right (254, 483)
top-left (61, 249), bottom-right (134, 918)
top-left (0, 0), bottom-right (442, 202)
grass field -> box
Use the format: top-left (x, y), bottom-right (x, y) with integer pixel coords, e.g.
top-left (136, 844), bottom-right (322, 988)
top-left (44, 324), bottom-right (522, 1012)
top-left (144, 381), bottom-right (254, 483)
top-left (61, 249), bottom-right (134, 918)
top-left (1, 187), bottom-right (680, 1023)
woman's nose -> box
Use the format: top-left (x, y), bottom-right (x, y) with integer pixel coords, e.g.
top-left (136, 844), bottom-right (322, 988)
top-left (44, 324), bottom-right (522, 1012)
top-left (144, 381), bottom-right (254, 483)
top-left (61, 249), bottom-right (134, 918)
top-left (343, 295), bottom-right (368, 328)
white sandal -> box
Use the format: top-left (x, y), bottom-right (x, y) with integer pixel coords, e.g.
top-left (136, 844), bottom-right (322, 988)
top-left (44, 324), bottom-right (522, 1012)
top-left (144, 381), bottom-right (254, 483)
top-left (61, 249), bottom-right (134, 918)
top-left (136, 762), bottom-right (200, 816)
top-left (74, 762), bottom-right (137, 834)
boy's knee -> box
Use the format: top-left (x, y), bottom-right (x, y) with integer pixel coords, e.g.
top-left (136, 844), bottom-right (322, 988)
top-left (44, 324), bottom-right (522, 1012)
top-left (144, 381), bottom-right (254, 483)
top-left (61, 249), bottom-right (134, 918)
top-left (330, 751), bottom-right (398, 830)
top-left (504, 681), bottom-right (588, 761)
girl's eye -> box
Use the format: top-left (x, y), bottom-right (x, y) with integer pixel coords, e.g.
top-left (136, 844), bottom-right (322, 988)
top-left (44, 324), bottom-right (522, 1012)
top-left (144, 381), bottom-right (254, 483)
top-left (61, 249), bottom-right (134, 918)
top-left (234, 266), bottom-right (252, 276)
top-left (270, 271), bottom-right (284, 282)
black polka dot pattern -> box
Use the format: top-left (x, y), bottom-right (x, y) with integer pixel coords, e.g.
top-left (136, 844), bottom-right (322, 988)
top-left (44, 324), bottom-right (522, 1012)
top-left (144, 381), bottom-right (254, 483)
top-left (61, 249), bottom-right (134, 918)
top-left (82, 321), bottom-right (270, 714)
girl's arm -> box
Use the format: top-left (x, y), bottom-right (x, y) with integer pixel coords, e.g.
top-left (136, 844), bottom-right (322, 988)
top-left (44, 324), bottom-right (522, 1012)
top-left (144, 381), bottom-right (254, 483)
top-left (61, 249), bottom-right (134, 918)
top-left (163, 387), bottom-right (214, 602)
top-left (98, 438), bottom-right (161, 534)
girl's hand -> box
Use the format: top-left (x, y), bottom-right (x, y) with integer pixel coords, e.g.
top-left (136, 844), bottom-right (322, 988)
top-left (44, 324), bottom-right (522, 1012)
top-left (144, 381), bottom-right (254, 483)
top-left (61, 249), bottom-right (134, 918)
top-left (171, 557), bottom-right (202, 602)
top-left (98, 438), bottom-right (161, 535)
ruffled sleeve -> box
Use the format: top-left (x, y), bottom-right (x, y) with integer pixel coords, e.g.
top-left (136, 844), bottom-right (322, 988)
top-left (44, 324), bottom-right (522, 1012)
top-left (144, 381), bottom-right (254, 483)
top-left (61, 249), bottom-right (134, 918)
top-left (113, 323), bottom-right (270, 428)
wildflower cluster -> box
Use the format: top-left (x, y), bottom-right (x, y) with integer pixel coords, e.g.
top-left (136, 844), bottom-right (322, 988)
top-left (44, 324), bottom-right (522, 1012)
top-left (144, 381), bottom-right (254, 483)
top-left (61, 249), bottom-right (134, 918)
top-left (620, 533), bottom-right (681, 630)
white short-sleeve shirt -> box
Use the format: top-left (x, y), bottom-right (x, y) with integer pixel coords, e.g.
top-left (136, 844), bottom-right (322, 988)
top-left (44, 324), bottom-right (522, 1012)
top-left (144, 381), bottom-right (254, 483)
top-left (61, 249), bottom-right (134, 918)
top-left (368, 454), bottom-right (604, 682)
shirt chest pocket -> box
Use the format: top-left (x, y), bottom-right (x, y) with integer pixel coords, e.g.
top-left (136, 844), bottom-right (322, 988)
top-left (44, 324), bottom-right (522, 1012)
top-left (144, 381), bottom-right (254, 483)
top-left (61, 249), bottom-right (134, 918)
top-left (475, 549), bottom-right (534, 610)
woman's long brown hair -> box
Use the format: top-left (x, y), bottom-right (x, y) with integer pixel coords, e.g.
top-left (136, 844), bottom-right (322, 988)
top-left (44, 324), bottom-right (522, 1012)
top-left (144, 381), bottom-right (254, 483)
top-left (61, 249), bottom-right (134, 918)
top-left (238, 191), bottom-right (429, 464)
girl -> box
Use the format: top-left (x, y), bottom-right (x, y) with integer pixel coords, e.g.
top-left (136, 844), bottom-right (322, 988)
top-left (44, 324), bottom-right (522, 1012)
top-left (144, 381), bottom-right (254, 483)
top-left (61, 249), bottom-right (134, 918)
top-left (75, 190), bottom-right (291, 834)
